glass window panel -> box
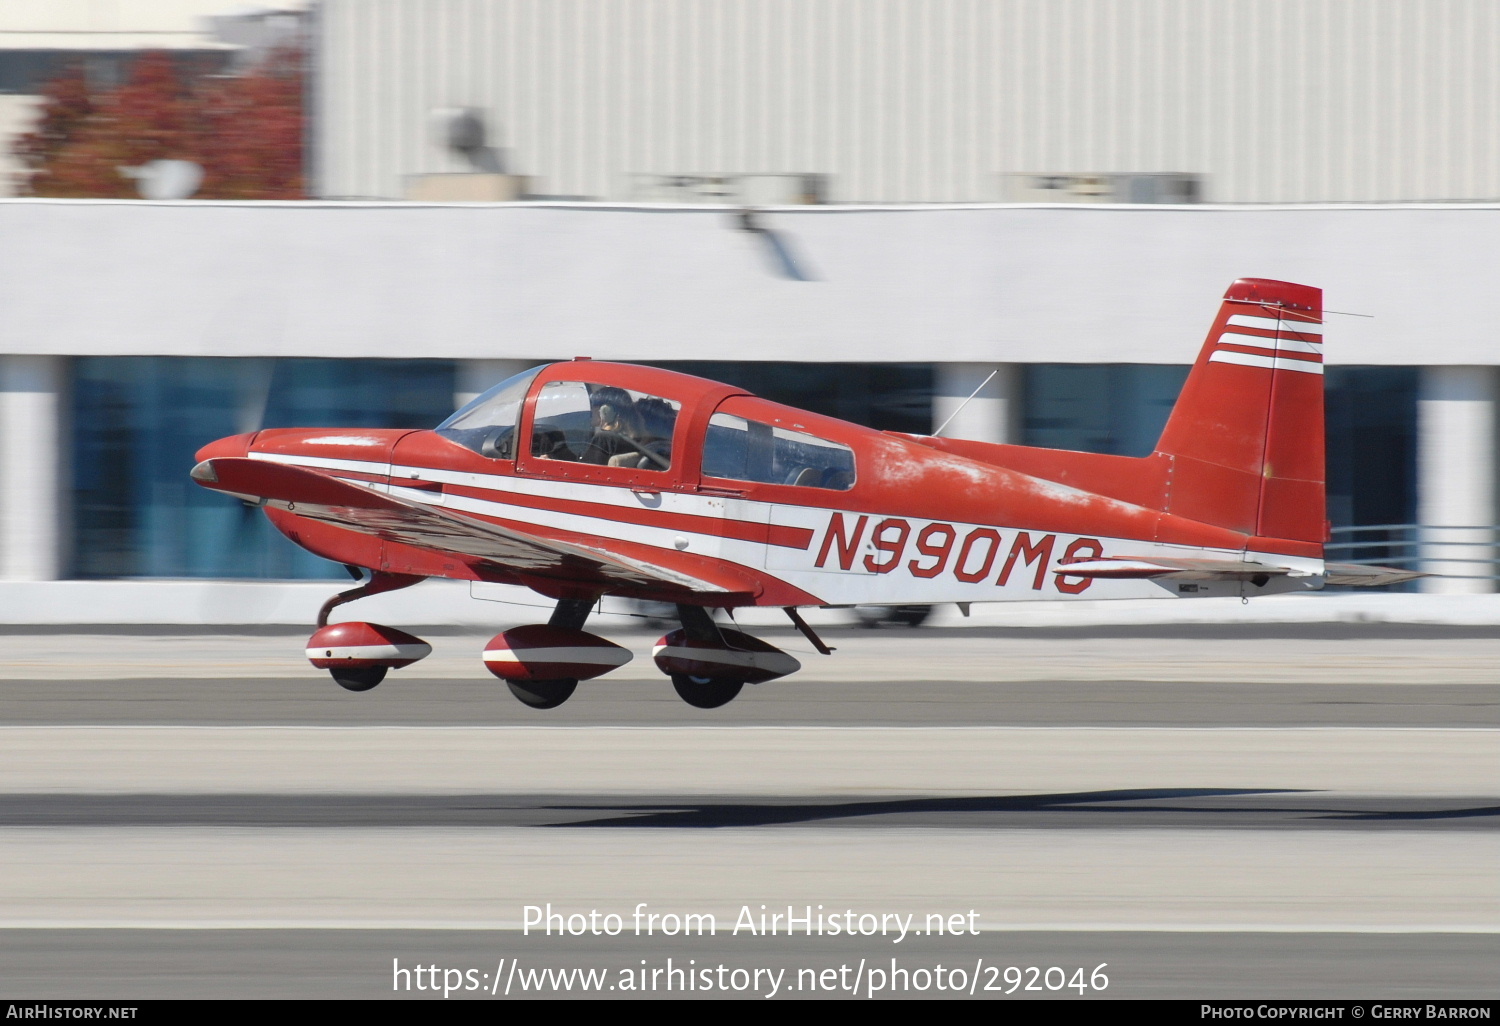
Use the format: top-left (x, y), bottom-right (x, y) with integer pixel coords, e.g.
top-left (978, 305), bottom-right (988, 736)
top-left (1325, 367), bottom-right (1417, 530)
top-left (1023, 364), bottom-right (1190, 457)
top-left (71, 357), bottom-right (455, 579)
top-left (531, 382), bottom-right (678, 471)
top-left (436, 365), bottom-right (544, 458)
top-left (703, 413), bottom-right (854, 489)
top-left (262, 358), bottom-right (455, 429)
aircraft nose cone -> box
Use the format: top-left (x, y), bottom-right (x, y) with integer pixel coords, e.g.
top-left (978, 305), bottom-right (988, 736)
top-left (194, 432), bottom-right (255, 464)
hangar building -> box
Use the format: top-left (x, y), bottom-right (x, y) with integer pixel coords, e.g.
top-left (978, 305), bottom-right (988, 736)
top-left (1, 0), bottom-right (1497, 613)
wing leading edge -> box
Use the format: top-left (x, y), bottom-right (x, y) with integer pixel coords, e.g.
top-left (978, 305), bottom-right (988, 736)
top-left (190, 456), bottom-right (731, 595)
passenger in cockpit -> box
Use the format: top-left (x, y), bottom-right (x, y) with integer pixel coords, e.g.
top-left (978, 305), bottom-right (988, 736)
top-left (633, 396), bottom-right (676, 464)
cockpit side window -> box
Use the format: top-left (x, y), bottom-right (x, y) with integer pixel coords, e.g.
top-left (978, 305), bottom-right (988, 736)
top-left (434, 365), bottom-right (544, 459)
top-left (703, 413), bottom-right (855, 489)
top-left (530, 381), bottom-right (680, 471)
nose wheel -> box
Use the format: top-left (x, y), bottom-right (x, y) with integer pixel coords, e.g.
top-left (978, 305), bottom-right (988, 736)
top-left (330, 665), bottom-right (388, 692)
top-left (308, 570), bottom-right (429, 693)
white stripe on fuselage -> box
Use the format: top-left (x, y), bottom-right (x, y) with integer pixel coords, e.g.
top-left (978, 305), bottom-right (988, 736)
top-left (252, 452), bottom-right (1323, 604)
top-left (255, 452), bottom-right (392, 477)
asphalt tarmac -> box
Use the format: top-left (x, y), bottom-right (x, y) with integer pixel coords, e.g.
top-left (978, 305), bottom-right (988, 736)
top-left (0, 626), bottom-right (1495, 1000)
top-left (3, 929), bottom-right (1496, 1000)
top-left (0, 677), bottom-right (1494, 726)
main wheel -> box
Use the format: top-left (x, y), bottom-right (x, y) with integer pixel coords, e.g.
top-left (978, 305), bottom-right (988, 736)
top-left (854, 604), bottom-right (932, 628)
top-left (671, 674), bottom-right (744, 709)
top-left (507, 677), bottom-right (578, 709)
top-left (330, 665), bottom-right (387, 692)
top-left (890, 604), bottom-right (933, 627)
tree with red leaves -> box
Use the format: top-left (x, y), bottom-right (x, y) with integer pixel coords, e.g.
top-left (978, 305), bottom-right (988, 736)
top-left (12, 49), bottom-right (304, 199)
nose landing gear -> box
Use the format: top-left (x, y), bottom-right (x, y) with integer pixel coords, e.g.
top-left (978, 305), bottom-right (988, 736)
top-left (307, 570), bottom-right (429, 691)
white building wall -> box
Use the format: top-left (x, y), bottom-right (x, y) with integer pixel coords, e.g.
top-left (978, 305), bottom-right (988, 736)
top-left (318, 0), bottom-right (1500, 204)
top-left (1418, 367), bottom-right (1497, 594)
top-left (0, 0), bottom-right (262, 49)
top-left (0, 96), bottom-right (41, 197)
top-left (0, 355), bottom-right (65, 582)
top-left (2, 200), bottom-right (1498, 366)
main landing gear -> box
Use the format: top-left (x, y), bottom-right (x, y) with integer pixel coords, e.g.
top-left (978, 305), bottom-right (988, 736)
top-left (309, 573), bottom-right (812, 711)
top-left (484, 600), bottom-right (804, 710)
top-left (651, 605), bottom-right (801, 709)
top-left (480, 598), bottom-right (628, 709)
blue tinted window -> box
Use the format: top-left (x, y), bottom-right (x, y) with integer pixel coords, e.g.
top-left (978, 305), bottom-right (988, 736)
top-left (702, 413), bottom-right (854, 489)
top-left (1324, 367), bottom-right (1417, 530)
top-left (648, 361), bottom-right (932, 433)
top-left (71, 357), bottom-right (455, 579)
top-left (1023, 365), bottom-right (1191, 457)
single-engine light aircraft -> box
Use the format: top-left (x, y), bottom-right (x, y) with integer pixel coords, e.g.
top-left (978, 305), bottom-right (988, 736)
top-left (191, 279), bottom-right (1416, 709)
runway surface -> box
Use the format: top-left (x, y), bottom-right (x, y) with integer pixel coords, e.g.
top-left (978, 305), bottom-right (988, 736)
top-left (1, 625), bottom-right (1497, 999)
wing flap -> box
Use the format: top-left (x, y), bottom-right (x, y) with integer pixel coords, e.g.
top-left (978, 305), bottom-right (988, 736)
top-left (192, 456), bottom-right (728, 594)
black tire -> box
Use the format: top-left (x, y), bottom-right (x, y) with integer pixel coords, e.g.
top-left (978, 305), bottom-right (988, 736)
top-left (671, 674), bottom-right (744, 709)
top-left (855, 604), bottom-right (932, 628)
top-left (507, 678), bottom-right (578, 709)
top-left (890, 604), bottom-right (933, 627)
top-left (330, 665), bottom-right (387, 692)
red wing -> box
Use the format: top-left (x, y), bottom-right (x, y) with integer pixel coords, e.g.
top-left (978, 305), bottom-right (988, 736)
top-left (191, 456), bottom-right (730, 594)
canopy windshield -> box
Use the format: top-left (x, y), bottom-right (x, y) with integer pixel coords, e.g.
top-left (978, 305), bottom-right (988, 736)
top-left (435, 365), bottom-right (546, 458)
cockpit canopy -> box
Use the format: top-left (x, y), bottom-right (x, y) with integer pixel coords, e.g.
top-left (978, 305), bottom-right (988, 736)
top-left (434, 361), bottom-right (855, 491)
top-left (529, 380), bottom-right (680, 471)
top-left (434, 365), bottom-right (542, 458)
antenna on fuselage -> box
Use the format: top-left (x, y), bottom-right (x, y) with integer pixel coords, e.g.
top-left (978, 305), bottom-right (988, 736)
top-left (931, 368), bottom-right (999, 438)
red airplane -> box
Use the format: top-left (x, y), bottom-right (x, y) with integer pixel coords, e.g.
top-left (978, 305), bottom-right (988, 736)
top-left (191, 278), bottom-right (1415, 709)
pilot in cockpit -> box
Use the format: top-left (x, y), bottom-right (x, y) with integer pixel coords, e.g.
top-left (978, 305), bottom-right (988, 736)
top-left (580, 387), bottom-right (673, 469)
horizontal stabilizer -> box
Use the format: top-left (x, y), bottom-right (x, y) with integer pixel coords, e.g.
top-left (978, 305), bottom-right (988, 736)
top-left (1058, 556), bottom-right (1424, 587)
top-left (1055, 556), bottom-right (1296, 582)
top-left (191, 456), bottom-right (728, 594)
top-left (1322, 562), bottom-right (1428, 587)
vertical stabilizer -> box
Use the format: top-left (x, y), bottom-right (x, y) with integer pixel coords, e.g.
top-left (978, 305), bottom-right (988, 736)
top-left (1154, 278), bottom-right (1326, 554)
